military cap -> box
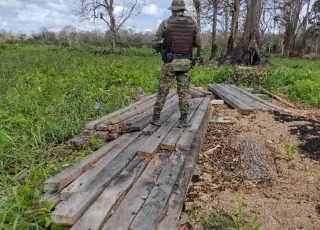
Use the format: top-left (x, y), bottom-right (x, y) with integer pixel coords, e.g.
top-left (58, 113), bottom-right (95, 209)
top-left (168, 0), bottom-right (187, 11)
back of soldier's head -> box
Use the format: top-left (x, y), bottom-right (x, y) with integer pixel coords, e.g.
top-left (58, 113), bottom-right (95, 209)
top-left (168, 0), bottom-right (187, 13)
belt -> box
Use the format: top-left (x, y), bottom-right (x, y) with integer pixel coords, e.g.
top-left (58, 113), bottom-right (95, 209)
top-left (174, 54), bottom-right (190, 60)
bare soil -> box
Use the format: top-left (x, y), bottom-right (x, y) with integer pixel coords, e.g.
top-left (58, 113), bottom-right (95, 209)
top-left (185, 102), bottom-right (320, 230)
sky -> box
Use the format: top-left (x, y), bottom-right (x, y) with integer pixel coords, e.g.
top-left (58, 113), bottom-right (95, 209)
top-left (0, 0), bottom-right (195, 35)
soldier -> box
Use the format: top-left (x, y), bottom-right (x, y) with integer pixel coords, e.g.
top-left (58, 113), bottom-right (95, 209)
top-left (152, 0), bottom-right (201, 128)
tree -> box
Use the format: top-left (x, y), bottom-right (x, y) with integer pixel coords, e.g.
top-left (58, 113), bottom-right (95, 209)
top-left (306, 0), bottom-right (320, 53)
top-left (227, 0), bottom-right (240, 54)
top-left (230, 0), bottom-right (264, 65)
top-left (193, 0), bottom-right (202, 57)
top-left (75, 0), bottom-right (146, 51)
top-left (58, 26), bottom-right (77, 46)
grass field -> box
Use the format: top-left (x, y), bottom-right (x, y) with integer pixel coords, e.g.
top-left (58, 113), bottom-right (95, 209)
top-left (0, 44), bottom-right (319, 229)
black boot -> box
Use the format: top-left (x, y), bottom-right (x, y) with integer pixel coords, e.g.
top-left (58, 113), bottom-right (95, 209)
top-left (151, 114), bottom-right (161, 126)
top-left (178, 114), bottom-right (191, 128)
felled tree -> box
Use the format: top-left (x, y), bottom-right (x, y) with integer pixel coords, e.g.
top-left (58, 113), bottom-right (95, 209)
top-left (75, 0), bottom-right (145, 52)
top-left (230, 0), bottom-right (264, 65)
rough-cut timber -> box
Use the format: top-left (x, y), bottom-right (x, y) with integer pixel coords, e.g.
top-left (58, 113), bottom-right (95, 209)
top-left (86, 93), bottom-right (157, 130)
top-left (189, 89), bottom-right (203, 98)
top-left (51, 156), bottom-right (145, 226)
top-left (158, 99), bottom-right (212, 229)
top-left (60, 132), bottom-right (141, 200)
top-left (40, 190), bottom-right (61, 205)
top-left (70, 158), bottom-right (149, 230)
top-left (138, 110), bottom-right (180, 155)
top-left (261, 87), bottom-right (296, 109)
top-left (208, 84), bottom-right (288, 114)
top-left (129, 152), bottom-right (185, 230)
top-left (43, 133), bottom-right (131, 191)
top-left (101, 152), bottom-right (170, 230)
top-left (176, 98), bottom-right (211, 151)
top-left (161, 98), bottom-right (203, 150)
top-left (192, 87), bottom-right (212, 96)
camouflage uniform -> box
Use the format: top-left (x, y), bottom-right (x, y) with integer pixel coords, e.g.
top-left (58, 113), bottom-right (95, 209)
top-left (153, 15), bottom-right (201, 117)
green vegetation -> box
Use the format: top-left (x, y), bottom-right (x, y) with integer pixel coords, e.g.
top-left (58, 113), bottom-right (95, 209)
top-left (0, 44), bottom-right (319, 228)
top-left (284, 143), bottom-right (296, 157)
top-left (201, 198), bottom-right (260, 230)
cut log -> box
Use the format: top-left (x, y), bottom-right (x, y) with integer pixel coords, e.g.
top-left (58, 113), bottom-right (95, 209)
top-left (138, 110), bottom-right (181, 155)
top-left (158, 100), bottom-right (211, 230)
top-left (129, 152), bottom-right (185, 230)
top-left (60, 132), bottom-right (141, 200)
top-left (43, 133), bottom-right (132, 191)
top-left (52, 135), bottom-right (149, 225)
top-left (161, 98), bottom-right (203, 151)
top-left (96, 123), bottom-right (108, 131)
top-left (176, 98), bottom-right (210, 151)
top-left (86, 93), bottom-right (157, 130)
top-left (94, 131), bottom-right (109, 141)
top-left (101, 152), bottom-right (170, 230)
top-left (261, 88), bottom-right (296, 109)
top-left (70, 158), bottom-right (149, 230)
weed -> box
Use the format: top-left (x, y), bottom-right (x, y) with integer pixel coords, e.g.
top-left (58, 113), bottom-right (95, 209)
top-left (201, 197), bottom-right (260, 230)
top-left (284, 143), bottom-right (296, 156)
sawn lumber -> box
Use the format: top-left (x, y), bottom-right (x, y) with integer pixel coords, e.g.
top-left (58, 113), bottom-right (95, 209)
top-left (51, 135), bottom-right (149, 225)
top-left (101, 152), bottom-right (170, 230)
top-left (43, 133), bottom-right (131, 191)
top-left (70, 158), bottom-right (149, 230)
top-left (60, 132), bottom-right (141, 200)
top-left (129, 152), bottom-right (185, 230)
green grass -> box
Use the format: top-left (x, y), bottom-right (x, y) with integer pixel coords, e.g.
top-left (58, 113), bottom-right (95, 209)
top-left (0, 44), bottom-right (319, 229)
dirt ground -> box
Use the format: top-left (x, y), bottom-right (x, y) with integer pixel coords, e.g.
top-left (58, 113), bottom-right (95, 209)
top-left (185, 100), bottom-right (320, 230)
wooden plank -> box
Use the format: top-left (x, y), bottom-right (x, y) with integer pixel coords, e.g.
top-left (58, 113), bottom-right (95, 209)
top-left (161, 98), bottom-right (203, 151)
top-left (158, 101), bottom-right (212, 230)
top-left (222, 84), bottom-right (277, 111)
top-left (40, 190), bottom-right (61, 205)
top-left (60, 132), bottom-right (141, 200)
top-left (138, 110), bottom-right (181, 155)
top-left (130, 96), bottom-right (179, 134)
top-left (189, 89), bottom-right (203, 98)
top-left (227, 85), bottom-right (285, 111)
top-left (86, 93), bottom-right (157, 130)
top-left (101, 152), bottom-right (171, 230)
top-left (107, 92), bottom-right (175, 125)
top-left (70, 158), bottom-right (149, 230)
top-left (129, 152), bottom-right (185, 230)
top-left (51, 135), bottom-right (149, 226)
top-left (193, 87), bottom-right (212, 95)
top-left (176, 98), bottom-right (210, 151)
top-left (261, 87), bottom-right (295, 109)
top-left (208, 84), bottom-right (253, 114)
top-left (43, 133), bottom-right (132, 191)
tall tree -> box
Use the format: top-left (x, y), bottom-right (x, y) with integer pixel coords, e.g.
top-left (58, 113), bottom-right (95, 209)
top-left (193, 0), bottom-right (202, 57)
top-left (227, 0), bottom-right (240, 54)
top-left (211, 0), bottom-right (219, 59)
top-left (230, 0), bottom-right (264, 65)
top-left (302, 0), bottom-right (312, 55)
top-left (75, 0), bottom-right (145, 51)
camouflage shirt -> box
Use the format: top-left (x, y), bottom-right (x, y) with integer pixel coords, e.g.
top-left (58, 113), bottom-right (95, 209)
top-left (155, 15), bottom-right (201, 48)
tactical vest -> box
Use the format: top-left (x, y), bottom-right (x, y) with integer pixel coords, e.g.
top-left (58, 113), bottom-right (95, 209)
top-left (163, 16), bottom-right (195, 56)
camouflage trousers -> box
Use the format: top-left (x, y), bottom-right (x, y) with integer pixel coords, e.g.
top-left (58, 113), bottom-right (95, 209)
top-left (154, 59), bottom-right (191, 116)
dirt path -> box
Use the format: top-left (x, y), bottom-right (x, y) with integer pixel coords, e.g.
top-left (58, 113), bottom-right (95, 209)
top-left (186, 103), bottom-right (320, 230)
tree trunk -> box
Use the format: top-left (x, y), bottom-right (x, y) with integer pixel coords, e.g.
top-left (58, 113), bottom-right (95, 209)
top-left (302, 0), bottom-right (311, 56)
top-left (230, 0), bottom-right (264, 66)
top-left (193, 0), bottom-right (201, 57)
top-left (227, 0), bottom-right (240, 55)
top-left (224, 0), bottom-right (230, 51)
top-left (210, 0), bottom-right (218, 59)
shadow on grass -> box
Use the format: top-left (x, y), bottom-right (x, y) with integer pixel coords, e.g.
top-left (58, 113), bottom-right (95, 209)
top-left (274, 113), bottom-right (320, 161)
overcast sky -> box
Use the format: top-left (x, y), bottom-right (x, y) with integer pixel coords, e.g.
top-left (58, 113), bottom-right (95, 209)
top-left (0, 0), bottom-right (193, 34)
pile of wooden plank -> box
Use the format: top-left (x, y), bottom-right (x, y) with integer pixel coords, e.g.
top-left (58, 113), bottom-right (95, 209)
top-left (42, 97), bottom-right (212, 230)
top-left (208, 84), bottom-right (290, 114)
top-left (189, 86), bottom-right (212, 98)
top-left (69, 92), bottom-right (177, 148)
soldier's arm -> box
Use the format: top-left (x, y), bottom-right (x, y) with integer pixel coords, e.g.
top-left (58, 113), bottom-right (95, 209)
top-left (152, 20), bottom-right (167, 52)
top-left (193, 23), bottom-right (202, 49)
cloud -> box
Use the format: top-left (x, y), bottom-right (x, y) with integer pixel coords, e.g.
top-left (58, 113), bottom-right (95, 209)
top-left (142, 4), bottom-right (163, 17)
